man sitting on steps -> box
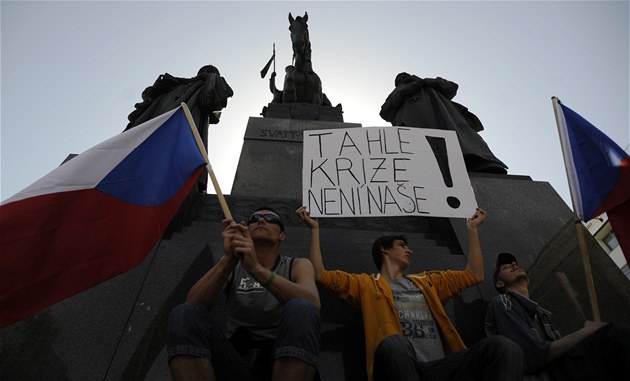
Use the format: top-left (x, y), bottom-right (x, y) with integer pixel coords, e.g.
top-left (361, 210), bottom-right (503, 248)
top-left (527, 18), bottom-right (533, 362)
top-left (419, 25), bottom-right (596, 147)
top-left (297, 206), bottom-right (523, 381)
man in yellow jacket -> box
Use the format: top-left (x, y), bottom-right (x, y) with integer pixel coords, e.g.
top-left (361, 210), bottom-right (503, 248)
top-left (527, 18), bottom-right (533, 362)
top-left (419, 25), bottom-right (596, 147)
top-left (297, 206), bottom-right (523, 381)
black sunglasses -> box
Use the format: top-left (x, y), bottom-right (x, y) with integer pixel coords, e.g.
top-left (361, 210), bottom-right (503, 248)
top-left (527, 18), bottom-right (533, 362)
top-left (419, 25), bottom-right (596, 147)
top-left (247, 213), bottom-right (284, 230)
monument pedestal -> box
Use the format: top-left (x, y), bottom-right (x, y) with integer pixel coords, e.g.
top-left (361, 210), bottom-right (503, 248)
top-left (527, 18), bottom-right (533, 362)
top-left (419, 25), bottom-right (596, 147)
top-left (4, 108), bottom-right (630, 381)
top-left (231, 116), bottom-right (361, 199)
top-left (261, 102), bottom-right (344, 122)
top-left (3, 163), bottom-right (630, 381)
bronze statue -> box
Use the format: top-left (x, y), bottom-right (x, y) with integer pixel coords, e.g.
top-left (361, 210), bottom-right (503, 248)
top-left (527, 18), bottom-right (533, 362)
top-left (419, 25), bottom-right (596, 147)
top-left (126, 65), bottom-right (233, 191)
top-left (268, 12), bottom-right (332, 106)
top-left (380, 73), bottom-right (507, 174)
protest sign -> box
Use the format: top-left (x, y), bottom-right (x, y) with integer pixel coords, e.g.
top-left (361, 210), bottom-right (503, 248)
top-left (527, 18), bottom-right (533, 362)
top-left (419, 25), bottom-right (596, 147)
top-left (302, 127), bottom-right (477, 218)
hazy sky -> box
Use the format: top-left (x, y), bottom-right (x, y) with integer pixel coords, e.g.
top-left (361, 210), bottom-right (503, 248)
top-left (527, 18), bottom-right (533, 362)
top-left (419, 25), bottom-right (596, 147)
top-left (2, 1), bottom-right (629, 211)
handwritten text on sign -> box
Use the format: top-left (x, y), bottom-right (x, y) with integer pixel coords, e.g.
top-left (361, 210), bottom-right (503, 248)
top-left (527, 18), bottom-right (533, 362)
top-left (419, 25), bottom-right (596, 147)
top-left (302, 127), bottom-right (477, 218)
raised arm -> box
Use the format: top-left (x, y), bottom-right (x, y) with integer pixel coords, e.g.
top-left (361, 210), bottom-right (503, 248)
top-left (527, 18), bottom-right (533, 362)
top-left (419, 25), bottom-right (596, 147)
top-left (296, 206), bottom-right (325, 282)
top-left (186, 219), bottom-right (239, 308)
top-left (464, 208), bottom-right (487, 282)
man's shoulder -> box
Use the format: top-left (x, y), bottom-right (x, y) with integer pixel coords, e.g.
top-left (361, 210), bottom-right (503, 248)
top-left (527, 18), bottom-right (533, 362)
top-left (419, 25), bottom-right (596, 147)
top-left (488, 293), bottom-right (515, 310)
top-left (287, 257), bottom-right (314, 272)
top-left (323, 269), bottom-right (374, 277)
top-left (321, 269), bottom-right (376, 282)
top-left (489, 292), bottom-right (536, 316)
top-left (408, 269), bottom-right (473, 281)
top-left (407, 270), bottom-right (442, 278)
top-left (286, 256), bottom-right (307, 264)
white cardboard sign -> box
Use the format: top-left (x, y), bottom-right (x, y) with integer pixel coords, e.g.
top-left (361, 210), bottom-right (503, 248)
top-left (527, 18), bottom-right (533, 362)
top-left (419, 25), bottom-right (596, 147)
top-left (302, 127), bottom-right (478, 218)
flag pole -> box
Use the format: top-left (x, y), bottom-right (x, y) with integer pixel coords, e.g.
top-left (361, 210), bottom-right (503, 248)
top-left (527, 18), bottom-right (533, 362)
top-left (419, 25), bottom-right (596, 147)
top-left (551, 96), bottom-right (601, 322)
top-left (180, 102), bottom-right (233, 220)
top-left (273, 43), bottom-right (276, 74)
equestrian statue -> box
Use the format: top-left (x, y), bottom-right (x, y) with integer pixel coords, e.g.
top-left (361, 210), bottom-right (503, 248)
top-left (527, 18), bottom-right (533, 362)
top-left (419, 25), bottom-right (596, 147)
top-left (263, 12), bottom-right (339, 111)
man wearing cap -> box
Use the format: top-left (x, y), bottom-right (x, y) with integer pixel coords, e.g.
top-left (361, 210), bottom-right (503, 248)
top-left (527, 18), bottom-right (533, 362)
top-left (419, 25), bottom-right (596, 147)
top-left (167, 206), bottom-right (321, 381)
top-left (486, 252), bottom-right (630, 380)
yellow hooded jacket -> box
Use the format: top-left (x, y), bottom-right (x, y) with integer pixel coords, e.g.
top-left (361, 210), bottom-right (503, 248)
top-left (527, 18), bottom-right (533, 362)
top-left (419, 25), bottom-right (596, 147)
top-left (320, 269), bottom-right (479, 380)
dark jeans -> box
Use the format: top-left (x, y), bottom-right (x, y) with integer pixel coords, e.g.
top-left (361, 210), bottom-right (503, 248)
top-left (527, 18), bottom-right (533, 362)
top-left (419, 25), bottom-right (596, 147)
top-left (167, 299), bottom-right (321, 381)
top-left (373, 334), bottom-right (523, 381)
top-left (548, 322), bottom-right (630, 381)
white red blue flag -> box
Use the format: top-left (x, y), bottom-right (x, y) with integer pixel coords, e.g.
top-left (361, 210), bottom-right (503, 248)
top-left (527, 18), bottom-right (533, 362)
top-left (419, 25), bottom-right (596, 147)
top-left (0, 106), bottom-right (206, 327)
top-left (554, 97), bottom-right (630, 263)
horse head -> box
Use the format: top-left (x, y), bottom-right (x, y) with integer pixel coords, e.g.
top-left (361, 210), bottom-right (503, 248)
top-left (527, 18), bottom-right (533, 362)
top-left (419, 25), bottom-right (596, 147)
top-left (288, 12), bottom-right (310, 60)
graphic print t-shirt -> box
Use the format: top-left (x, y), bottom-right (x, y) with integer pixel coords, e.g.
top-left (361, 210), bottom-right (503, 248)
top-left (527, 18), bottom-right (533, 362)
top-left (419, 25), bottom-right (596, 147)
top-left (225, 256), bottom-right (293, 341)
top-left (388, 277), bottom-right (445, 362)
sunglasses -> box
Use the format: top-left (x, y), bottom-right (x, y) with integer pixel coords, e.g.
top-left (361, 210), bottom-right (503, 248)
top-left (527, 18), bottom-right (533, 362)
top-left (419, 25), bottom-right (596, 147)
top-left (247, 213), bottom-right (284, 229)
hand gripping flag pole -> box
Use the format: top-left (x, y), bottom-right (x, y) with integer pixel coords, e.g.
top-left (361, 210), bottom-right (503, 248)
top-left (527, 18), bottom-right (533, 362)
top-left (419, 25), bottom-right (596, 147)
top-left (181, 102), bottom-right (233, 220)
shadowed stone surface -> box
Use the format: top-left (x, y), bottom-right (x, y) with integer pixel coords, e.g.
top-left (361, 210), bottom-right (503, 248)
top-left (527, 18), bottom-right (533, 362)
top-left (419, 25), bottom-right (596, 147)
top-left (231, 117), bottom-right (361, 199)
top-left (1, 88), bottom-right (628, 380)
top-left (2, 174), bottom-right (629, 380)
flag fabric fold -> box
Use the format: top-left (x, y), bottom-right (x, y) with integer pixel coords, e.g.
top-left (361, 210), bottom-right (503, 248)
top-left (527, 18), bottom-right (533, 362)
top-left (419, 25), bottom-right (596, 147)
top-left (0, 106), bottom-right (207, 327)
top-left (260, 52), bottom-right (275, 78)
top-left (553, 97), bottom-right (630, 263)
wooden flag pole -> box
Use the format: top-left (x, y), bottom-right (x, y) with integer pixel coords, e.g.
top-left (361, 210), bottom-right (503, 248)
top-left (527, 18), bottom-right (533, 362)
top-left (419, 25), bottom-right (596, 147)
top-left (552, 96), bottom-right (601, 321)
top-left (180, 102), bottom-right (233, 220)
top-left (574, 219), bottom-right (602, 321)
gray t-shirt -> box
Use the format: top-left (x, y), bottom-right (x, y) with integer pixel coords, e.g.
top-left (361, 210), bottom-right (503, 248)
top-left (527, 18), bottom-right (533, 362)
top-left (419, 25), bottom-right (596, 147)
top-left (388, 277), bottom-right (445, 362)
top-left (225, 256), bottom-right (293, 341)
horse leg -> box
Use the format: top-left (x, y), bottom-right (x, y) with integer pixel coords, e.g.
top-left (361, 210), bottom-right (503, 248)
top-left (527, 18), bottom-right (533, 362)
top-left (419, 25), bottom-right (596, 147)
top-left (308, 72), bottom-right (323, 105)
top-left (282, 66), bottom-right (297, 103)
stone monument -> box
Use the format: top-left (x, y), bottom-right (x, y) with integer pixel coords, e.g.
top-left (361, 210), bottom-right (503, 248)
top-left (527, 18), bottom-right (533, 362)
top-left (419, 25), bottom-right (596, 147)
top-left (233, 12), bottom-right (359, 199)
top-left (126, 65), bottom-right (234, 192)
top-left (260, 12), bottom-right (343, 122)
top-left (2, 13), bottom-right (629, 381)
top-left (380, 73), bottom-right (508, 174)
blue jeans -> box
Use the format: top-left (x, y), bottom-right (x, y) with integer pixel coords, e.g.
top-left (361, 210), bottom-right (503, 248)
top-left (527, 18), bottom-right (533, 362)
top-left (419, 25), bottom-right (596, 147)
top-left (167, 299), bottom-right (320, 381)
top-left (373, 334), bottom-right (523, 381)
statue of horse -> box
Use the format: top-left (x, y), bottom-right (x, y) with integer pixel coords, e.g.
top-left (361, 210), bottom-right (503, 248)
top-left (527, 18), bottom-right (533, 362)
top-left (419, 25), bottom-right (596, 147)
top-left (272, 12), bottom-right (331, 106)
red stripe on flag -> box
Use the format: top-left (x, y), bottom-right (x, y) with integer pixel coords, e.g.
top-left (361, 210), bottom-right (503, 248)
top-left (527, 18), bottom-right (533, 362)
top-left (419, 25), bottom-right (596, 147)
top-left (0, 167), bottom-right (203, 327)
top-left (593, 157), bottom-right (630, 218)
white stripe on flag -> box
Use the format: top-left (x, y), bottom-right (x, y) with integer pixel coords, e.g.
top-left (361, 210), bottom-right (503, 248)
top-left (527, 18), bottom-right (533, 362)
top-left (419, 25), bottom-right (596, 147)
top-left (555, 99), bottom-right (584, 219)
top-left (3, 107), bottom-right (181, 205)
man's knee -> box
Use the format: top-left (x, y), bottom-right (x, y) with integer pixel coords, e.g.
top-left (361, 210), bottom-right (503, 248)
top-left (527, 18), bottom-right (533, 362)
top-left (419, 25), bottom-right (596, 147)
top-left (275, 299), bottom-right (321, 365)
top-left (374, 335), bottom-right (417, 380)
top-left (284, 298), bottom-right (319, 315)
top-left (375, 334), bottom-right (410, 359)
top-left (281, 299), bottom-right (321, 328)
top-left (482, 335), bottom-right (523, 360)
top-left (168, 301), bottom-right (216, 342)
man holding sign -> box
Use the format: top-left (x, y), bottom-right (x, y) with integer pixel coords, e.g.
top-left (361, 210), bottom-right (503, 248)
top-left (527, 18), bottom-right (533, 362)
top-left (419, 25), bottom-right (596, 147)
top-left (297, 206), bottom-right (523, 381)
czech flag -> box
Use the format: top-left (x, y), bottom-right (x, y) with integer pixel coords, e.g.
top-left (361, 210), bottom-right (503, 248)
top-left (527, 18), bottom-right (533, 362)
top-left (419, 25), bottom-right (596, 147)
top-left (553, 97), bottom-right (630, 264)
top-left (0, 106), bottom-right (207, 328)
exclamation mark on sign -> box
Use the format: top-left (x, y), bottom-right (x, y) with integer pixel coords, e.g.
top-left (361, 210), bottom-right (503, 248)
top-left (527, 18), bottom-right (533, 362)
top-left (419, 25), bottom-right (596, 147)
top-left (425, 136), bottom-right (461, 209)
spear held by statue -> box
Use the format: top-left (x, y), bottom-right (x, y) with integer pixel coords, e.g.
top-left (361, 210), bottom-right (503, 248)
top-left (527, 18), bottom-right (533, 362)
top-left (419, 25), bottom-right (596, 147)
top-left (260, 43), bottom-right (275, 78)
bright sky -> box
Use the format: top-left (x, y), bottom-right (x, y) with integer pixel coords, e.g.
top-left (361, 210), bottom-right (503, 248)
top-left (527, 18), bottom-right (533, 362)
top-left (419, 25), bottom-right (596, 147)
top-left (2, 1), bottom-right (628, 210)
